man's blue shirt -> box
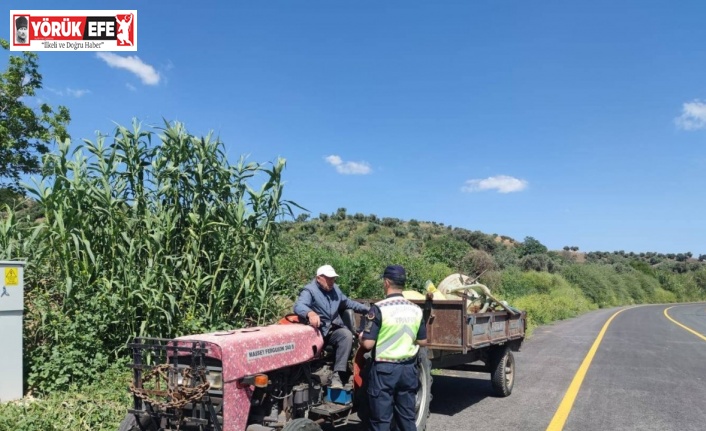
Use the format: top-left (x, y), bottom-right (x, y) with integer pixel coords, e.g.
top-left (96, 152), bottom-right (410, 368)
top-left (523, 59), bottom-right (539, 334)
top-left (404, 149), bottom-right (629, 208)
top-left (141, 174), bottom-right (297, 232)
top-left (294, 279), bottom-right (369, 337)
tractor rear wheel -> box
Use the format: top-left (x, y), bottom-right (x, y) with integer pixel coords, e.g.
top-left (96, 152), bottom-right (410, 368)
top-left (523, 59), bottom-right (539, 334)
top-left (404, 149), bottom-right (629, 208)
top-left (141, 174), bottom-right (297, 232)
top-left (414, 347), bottom-right (433, 431)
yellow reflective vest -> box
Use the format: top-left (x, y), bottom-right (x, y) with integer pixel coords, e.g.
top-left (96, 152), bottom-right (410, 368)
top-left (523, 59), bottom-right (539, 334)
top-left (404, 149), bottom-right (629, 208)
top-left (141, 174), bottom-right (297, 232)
top-left (374, 296), bottom-right (423, 362)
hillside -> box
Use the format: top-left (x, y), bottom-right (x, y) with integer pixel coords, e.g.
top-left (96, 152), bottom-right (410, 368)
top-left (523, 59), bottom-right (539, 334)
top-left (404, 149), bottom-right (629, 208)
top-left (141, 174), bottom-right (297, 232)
top-left (274, 209), bottom-right (704, 331)
top-left (277, 208), bottom-right (705, 296)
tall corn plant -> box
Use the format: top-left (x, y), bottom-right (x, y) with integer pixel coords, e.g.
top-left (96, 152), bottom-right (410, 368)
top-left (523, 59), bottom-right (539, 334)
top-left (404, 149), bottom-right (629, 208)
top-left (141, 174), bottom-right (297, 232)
top-left (18, 120), bottom-right (297, 392)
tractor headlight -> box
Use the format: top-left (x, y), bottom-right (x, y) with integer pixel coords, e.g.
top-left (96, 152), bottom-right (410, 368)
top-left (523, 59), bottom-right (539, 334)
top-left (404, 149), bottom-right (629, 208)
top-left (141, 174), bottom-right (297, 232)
top-left (176, 370), bottom-right (222, 390)
top-left (206, 371), bottom-right (223, 390)
top-left (176, 373), bottom-right (189, 386)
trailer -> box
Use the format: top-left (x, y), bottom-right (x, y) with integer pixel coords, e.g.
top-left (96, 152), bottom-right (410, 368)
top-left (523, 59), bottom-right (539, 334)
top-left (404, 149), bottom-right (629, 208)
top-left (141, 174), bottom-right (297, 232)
top-left (410, 295), bottom-right (526, 396)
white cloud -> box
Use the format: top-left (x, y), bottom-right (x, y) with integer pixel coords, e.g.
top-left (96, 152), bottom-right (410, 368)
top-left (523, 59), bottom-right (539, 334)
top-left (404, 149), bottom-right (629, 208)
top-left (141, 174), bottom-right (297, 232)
top-left (461, 175), bottom-right (528, 193)
top-left (66, 88), bottom-right (90, 98)
top-left (47, 87), bottom-right (90, 98)
top-left (325, 155), bottom-right (372, 175)
top-left (96, 53), bottom-right (160, 85)
top-left (125, 83), bottom-right (137, 92)
top-left (675, 100), bottom-right (706, 130)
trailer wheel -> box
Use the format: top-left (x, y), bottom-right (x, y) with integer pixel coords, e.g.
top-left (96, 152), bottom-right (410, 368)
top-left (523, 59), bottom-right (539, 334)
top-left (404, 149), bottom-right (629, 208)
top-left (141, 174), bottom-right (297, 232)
top-left (490, 347), bottom-right (515, 397)
top-left (282, 418), bottom-right (322, 431)
top-left (117, 412), bottom-right (157, 431)
top-left (414, 347), bottom-right (433, 431)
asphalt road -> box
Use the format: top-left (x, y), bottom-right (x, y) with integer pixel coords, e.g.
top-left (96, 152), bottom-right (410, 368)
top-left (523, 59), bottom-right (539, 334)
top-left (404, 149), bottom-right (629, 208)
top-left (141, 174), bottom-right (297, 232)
top-left (325, 303), bottom-right (706, 431)
top-left (425, 303), bottom-right (706, 431)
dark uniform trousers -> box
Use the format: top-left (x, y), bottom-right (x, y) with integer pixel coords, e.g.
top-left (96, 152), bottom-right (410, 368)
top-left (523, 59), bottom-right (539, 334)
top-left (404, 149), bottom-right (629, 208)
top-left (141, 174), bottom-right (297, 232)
top-left (368, 359), bottom-right (418, 431)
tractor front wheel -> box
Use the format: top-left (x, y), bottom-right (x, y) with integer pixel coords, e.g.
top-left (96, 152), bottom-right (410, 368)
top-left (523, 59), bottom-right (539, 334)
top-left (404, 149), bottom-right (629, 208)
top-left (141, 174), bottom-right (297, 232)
top-left (282, 418), bottom-right (322, 431)
top-left (117, 413), bottom-right (157, 431)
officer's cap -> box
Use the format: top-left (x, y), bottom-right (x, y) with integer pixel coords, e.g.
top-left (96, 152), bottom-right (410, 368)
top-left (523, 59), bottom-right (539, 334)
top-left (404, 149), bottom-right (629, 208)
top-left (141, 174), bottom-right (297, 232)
top-left (382, 265), bottom-right (406, 286)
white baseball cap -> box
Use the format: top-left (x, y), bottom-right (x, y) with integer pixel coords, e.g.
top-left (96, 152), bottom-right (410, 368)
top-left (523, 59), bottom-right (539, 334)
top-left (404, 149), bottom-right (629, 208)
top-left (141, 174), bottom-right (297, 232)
top-left (316, 264), bottom-right (339, 278)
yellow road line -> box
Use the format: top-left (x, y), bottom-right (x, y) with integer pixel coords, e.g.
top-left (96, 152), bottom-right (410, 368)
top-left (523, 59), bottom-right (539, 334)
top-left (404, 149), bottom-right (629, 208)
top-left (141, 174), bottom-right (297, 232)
top-left (546, 308), bottom-right (628, 431)
top-left (664, 306), bottom-right (706, 342)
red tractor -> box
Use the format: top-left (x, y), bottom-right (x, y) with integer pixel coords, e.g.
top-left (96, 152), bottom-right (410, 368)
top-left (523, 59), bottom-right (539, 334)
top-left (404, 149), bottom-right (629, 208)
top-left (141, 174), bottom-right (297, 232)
top-left (119, 296), bottom-right (524, 431)
top-left (118, 308), bottom-right (432, 431)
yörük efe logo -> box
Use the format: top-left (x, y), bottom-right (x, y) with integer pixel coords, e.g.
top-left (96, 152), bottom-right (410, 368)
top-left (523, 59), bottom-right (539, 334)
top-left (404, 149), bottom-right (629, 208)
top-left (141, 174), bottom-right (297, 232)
top-left (10, 10), bottom-right (138, 51)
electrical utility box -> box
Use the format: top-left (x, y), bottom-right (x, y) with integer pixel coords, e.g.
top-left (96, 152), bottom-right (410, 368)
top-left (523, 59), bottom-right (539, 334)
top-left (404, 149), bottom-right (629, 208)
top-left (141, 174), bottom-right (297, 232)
top-left (0, 261), bottom-right (25, 402)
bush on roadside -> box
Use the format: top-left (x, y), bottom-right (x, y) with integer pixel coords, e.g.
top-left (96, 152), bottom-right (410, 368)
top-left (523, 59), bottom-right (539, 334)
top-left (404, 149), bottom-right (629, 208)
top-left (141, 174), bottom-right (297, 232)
top-left (512, 285), bottom-right (596, 335)
top-left (0, 364), bottom-right (130, 431)
top-left (561, 264), bottom-right (618, 307)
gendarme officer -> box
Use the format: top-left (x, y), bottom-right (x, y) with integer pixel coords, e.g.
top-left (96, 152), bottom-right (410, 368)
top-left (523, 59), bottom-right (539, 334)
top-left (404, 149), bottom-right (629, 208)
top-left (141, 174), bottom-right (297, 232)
top-left (360, 265), bottom-right (427, 431)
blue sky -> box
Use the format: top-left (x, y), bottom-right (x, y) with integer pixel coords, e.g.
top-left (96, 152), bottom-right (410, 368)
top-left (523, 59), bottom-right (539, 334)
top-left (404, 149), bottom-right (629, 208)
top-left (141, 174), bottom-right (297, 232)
top-left (3, 1), bottom-right (705, 255)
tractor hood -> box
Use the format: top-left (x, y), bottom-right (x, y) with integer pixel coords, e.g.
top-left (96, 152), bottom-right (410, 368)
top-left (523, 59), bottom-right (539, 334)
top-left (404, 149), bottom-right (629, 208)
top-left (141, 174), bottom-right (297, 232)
top-left (175, 323), bottom-right (324, 382)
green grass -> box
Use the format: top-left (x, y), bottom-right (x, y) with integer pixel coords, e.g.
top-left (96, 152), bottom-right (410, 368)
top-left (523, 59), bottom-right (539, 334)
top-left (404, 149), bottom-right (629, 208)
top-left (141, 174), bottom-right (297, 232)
top-left (0, 366), bottom-right (131, 431)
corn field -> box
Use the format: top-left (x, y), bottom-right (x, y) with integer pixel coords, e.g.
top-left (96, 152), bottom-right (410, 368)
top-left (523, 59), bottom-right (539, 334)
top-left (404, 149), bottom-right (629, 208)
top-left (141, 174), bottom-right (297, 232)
top-left (0, 120), bottom-right (298, 392)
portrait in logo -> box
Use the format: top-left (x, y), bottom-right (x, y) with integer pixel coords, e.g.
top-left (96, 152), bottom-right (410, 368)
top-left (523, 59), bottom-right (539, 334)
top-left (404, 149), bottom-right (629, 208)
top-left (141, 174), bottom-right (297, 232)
top-left (14, 15), bottom-right (29, 45)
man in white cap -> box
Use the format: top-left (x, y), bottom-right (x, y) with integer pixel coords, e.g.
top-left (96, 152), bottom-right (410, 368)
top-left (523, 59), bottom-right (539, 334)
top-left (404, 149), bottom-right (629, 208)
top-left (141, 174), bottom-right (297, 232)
top-left (294, 264), bottom-right (370, 388)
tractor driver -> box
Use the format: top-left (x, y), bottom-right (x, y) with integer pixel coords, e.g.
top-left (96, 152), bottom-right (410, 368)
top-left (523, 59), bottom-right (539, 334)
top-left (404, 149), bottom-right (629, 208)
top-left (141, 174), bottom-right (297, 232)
top-left (294, 264), bottom-right (370, 389)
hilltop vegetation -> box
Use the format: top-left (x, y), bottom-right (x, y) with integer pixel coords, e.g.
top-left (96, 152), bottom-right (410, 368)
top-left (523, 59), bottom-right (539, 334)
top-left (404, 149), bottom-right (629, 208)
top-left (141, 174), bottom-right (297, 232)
top-left (277, 208), bottom-right (704, 297)
top-left (276, 209), bottom-right (706, 331)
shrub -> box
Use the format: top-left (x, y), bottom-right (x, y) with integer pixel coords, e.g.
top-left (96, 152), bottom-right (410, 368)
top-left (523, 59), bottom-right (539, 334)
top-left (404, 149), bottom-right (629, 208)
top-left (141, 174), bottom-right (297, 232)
top-left (561, 264), bottom-right (617, 307)
top-left (636, 271), bottom-right (659, 300)
top-left (452, 229), bottom-right (498, 253)
top-left (499, 269), bottom-right (569, 299)
top-left (381, 217), bottom-right (399, 227)
top-left (520, 253), bottom-right (556, 272)
top-left (422, 237), bottom-right (470, 268)
top-left (518, 236), bottom-right (548, 257)
top-left (513, 285), bottom-right (596, 334)
top-left (477, 270), bottom-right (503, 290)
top-left (393, 227), bottom-right (407, 238)
top-left (493, 246), bottom-right (519, 269)
top-left (651, 287), bottom-right (677, 304)
top-left (497, 268), bottom-right (528, 298)
top-left (458, 249), bottom-right (497, 276)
